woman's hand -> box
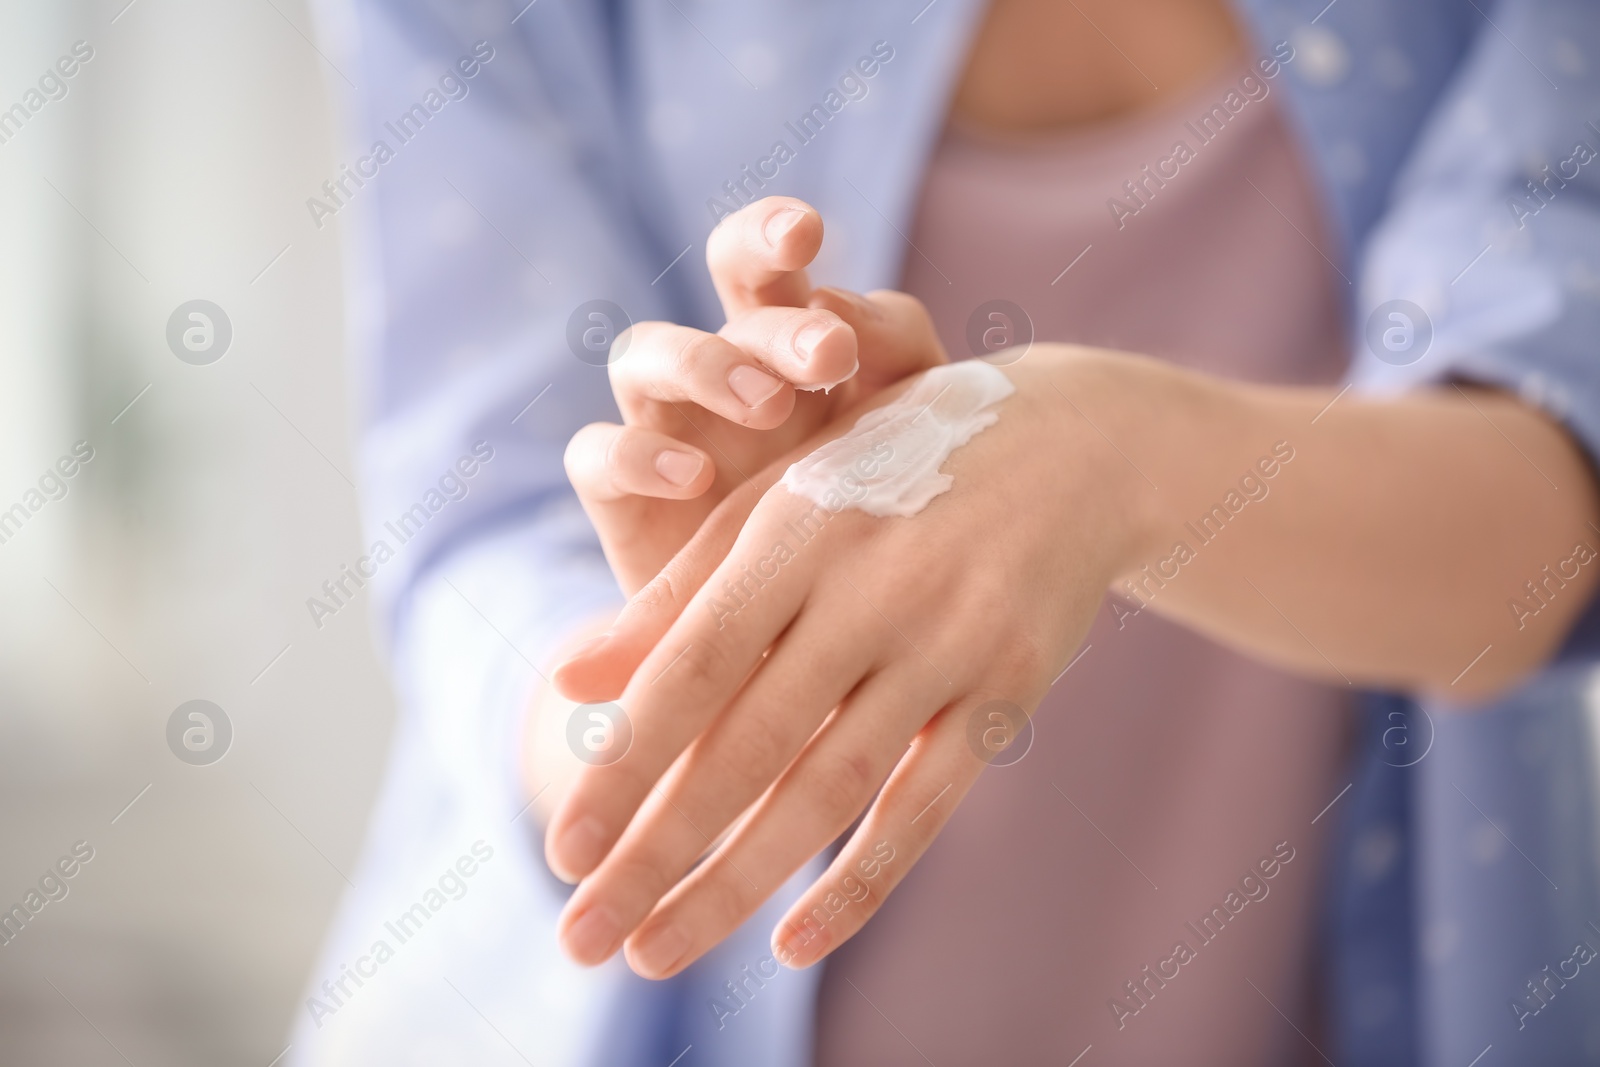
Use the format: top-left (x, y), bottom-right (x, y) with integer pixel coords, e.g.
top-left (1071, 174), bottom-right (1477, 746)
top-left (560, 197), bottom-right (948, 696)
top-left (543, 310), bottom-right (1600, 975)
top-left (529, 196), bottom-right (948, 825)
top-left (546, 349), bottom-right (1156, 976)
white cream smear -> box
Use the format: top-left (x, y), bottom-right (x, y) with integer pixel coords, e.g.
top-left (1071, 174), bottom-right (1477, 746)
top-left (795, 356), bottom-right (859, 394)
top-left (779, 360), bottom-right (1015, 518)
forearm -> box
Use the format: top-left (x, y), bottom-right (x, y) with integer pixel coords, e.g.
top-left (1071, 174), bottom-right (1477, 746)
top-left (1050, 345), bottom-right (1600, 699)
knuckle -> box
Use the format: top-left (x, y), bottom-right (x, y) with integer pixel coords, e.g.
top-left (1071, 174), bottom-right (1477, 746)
top-left (1003, 632), bottom-right (1051, 682)
top-left (870, 290), bottom-right (944, 361)
top-left (674, 331), bottom-right (725, 376)
top-left (710, 714), bottom-right (788, 792)
top-left (585, 760), bottom-right (651, 818)
top-left (603, 849), bottom-right (678, 912)
top-left (961, 599), bottom-right (1047, 682)
top-left (631, 569), bottom-right (685, 616)
top-left (750, 488), bottom-right (810, 535)
top-left (668, 635), bottom-right (732, 690)
top-left (562, 433), bottom-right (588, 478)
top-left (754, 308), bottom-right (797, 351)
top-left (785, 307), bottom-right (844, 353)
top-left (809, 751), bottom-right (879, 817)
top-left (960, 582), bottom-right (1013, 626)
top-left (706, 231), bottom-right (743, 278)
top-left (804, 286), bottom-right (854, 321)
top-left (607, 323), bottom-right (650, 380)
top-left (931, 630), bottom-right (1035, 694)
top-left (709, 204), bottom-right (753, 245)
top-left (563, 424), bottom-right (613, 483)
top-left (843, 871), bottom-right (891, 917)
top-left (600, 427), bottom-right (628, 476)
top-left (871, 289), bottom-right (930, 323)
top-left (697, 855), bottom-right (759, 921)
top-left (612, 322), bottom-right (641, 356)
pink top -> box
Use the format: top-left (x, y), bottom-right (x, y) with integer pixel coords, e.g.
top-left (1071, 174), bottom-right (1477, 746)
top-left (813, 60), bottom-right (1355, 1065)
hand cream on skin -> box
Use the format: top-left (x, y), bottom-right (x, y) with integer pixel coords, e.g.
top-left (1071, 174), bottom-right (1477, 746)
top-left (779, 361), bottom-right (1014, 518)
top-left (795, 356), bottom-right (860, 394)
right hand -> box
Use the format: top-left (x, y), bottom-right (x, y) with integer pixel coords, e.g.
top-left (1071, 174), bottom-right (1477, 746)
top-left (558, 196), bottom-right (948, 700)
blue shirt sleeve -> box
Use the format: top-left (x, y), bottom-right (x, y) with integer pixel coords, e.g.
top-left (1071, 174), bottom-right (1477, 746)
top-left (1349, 0), bottom-right (1600, 460)
top-left (322, 0), bottom-right (683, 816)
top-left (1347, 0), bottom-right (1600, 659)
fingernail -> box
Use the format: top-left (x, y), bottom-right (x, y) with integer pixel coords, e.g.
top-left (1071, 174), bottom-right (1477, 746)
top-left (728, 364), bottom-right (784, 408)
top-left (794, 321), bottom-right (841, 361)
top-left (562, 904), bottom-right (622, 965)
top-left (763, 206), bottom-right (806, 247)
top-left (654, 449), bottom-right (704, 487)
top-left (552, 816), bottom-right (608, 879)
top-left (631, 924), bottom-right (691, 978)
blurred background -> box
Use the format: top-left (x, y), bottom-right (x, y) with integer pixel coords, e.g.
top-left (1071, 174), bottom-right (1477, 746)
top-left (0, 0), bottom-right (391, 1061)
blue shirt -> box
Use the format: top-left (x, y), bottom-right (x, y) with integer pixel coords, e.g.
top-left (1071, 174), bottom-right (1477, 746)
top-left (294, 1), bottom-right (1600, 1064)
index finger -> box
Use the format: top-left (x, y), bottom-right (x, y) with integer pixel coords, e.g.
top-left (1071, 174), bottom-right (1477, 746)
top-left (707, 196), bottom-right (823, 318)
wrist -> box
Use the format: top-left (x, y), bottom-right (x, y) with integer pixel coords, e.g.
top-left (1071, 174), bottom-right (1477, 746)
top-left (1025, 345), bottom-right (1171, 574)
top-left (1027, 345), bottom-right (1273, 588)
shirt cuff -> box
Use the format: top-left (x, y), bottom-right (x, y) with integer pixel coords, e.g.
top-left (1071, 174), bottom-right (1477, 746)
top-left (388, 497), bottom-right (624, 834)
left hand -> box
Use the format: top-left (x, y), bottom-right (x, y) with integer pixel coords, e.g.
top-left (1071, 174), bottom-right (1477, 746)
top-left (563, 197), bottom-right (948, 598)
top-left (557, 196), bottom-right (947, 702)
top-left (545, 348), bottom-right (1153, 976)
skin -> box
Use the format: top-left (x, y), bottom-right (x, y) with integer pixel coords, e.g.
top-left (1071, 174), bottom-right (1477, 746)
top-left (522, 1), bottom-right (1600, 981)
top-left (560, 199), bottom-right (948, 598)
top-left (529, 0), bottom-right (1252, 824)
top-left (950, 0), bottom-right (1243, 132)
top-left (524, 201), bottom-right (951, 824)
top-left (537, 198), bottom-right (1600, 980)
